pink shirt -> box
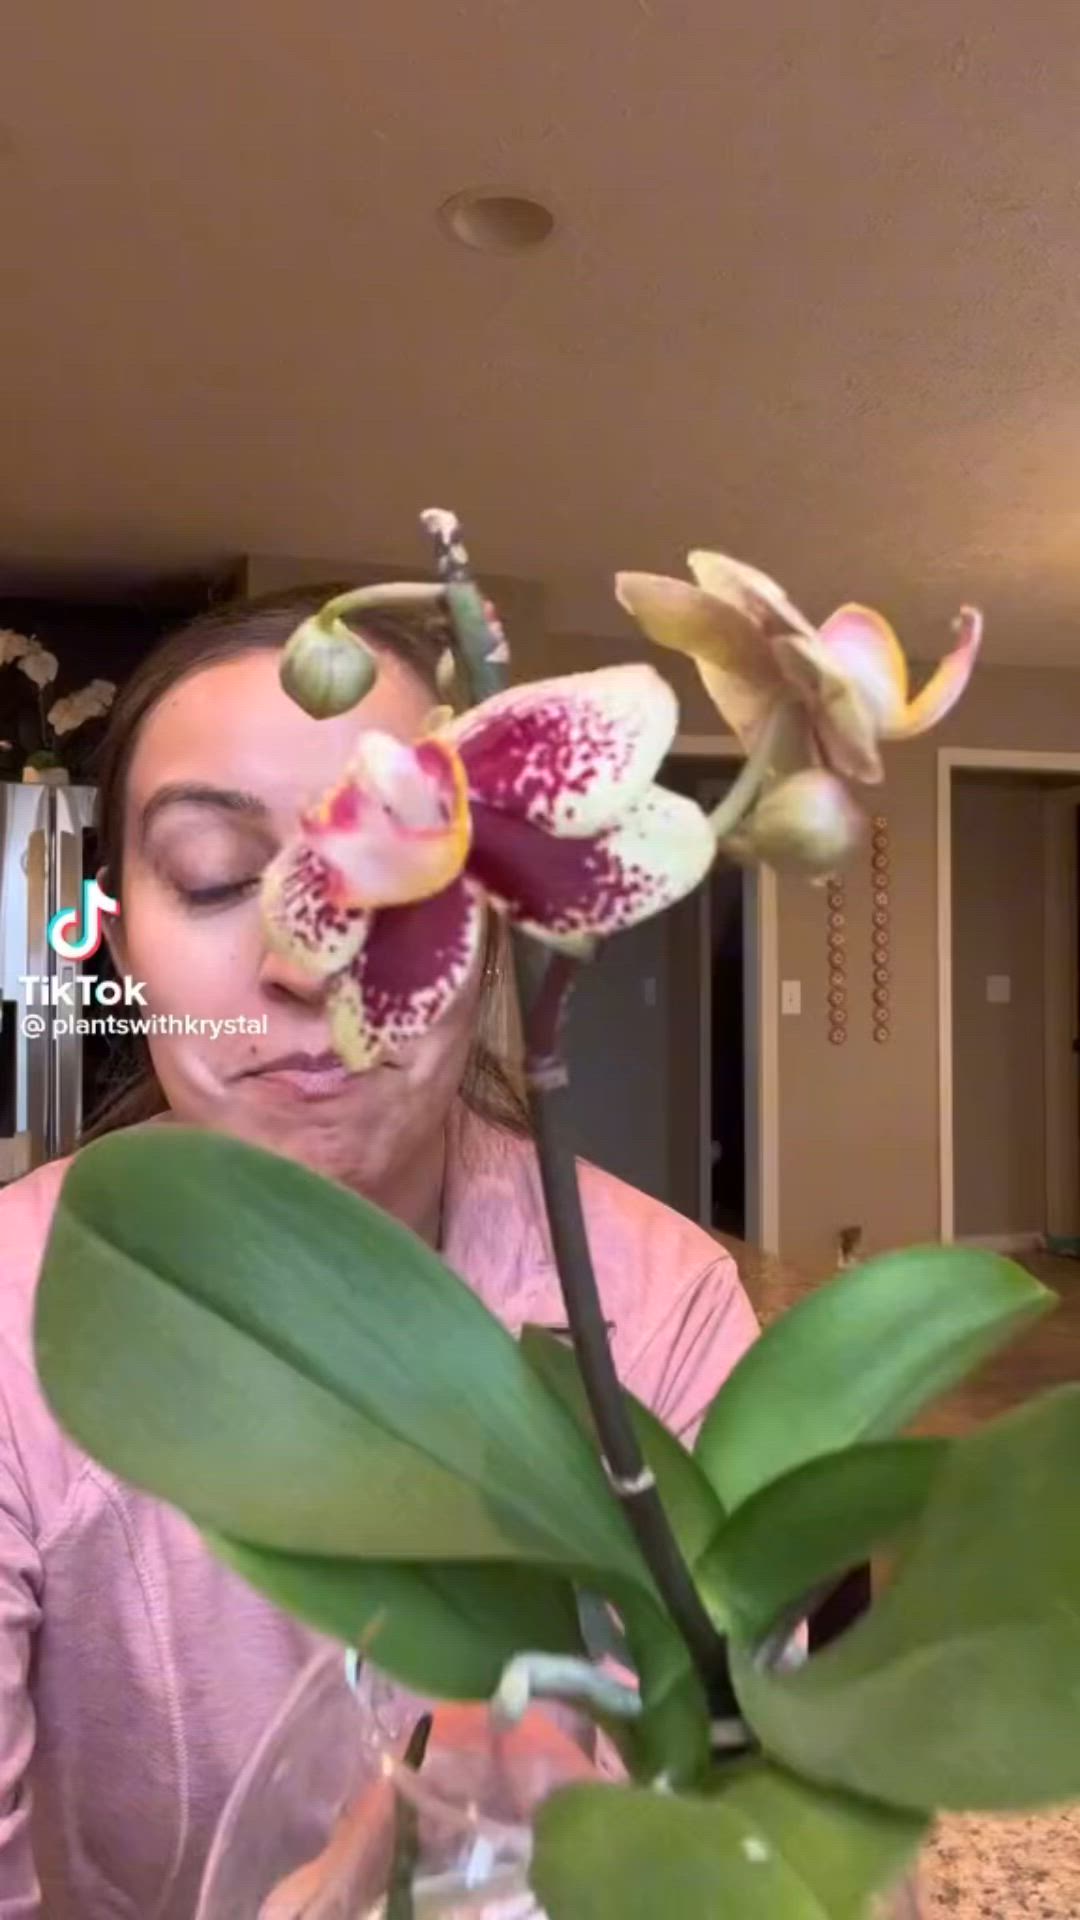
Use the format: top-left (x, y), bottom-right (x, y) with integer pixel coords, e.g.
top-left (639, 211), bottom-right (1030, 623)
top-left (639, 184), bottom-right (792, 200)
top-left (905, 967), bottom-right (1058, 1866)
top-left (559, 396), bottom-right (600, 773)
top-left (0, 1113), bottom-right (756, 1917)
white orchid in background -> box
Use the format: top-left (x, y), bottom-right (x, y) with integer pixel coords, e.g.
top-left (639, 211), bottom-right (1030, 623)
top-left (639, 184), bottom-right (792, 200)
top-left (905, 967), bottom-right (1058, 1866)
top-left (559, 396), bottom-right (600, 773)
top-left (1, 630), bottom-right (115, 774)
top-left (48, 678), bottom-right (116, 737)
top-left (12, 636), bottom-right (60, 689)
top-left (617, 552), bottom-right (982, 872)
top-left (0, 629), bottom-right (35, 668)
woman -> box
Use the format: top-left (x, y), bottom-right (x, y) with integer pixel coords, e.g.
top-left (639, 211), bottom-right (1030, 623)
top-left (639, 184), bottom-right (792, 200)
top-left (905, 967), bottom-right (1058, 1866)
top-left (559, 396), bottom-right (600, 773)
top-left (0, 590), bottom-right (757, 1916)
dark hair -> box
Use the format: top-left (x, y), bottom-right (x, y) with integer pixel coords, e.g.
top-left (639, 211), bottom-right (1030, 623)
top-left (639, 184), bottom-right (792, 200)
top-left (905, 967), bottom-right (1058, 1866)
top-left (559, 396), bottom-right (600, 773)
top-left (82, 585), bottom-right (528, 1142)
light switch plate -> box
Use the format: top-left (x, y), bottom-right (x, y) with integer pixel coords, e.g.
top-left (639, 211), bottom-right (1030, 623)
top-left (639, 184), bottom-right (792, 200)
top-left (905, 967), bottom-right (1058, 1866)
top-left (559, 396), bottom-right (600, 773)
top-left (987, 974), bottom-right (1012, 1004)
top-left (781, 979), bottom-right (802, 1016)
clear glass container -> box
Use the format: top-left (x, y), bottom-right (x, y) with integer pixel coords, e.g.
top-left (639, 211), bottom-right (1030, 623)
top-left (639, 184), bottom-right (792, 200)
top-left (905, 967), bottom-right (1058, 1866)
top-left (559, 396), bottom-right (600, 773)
top-left (196, 1649), bottom-right (592, 1918)
top-left (197, 1646), bottom-right (922, 1917)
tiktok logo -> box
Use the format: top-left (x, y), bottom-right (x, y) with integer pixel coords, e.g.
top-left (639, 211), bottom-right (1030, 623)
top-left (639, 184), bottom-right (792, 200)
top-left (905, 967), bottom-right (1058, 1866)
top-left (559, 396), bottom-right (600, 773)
top-left (47, 878), bottom-right (120, 961)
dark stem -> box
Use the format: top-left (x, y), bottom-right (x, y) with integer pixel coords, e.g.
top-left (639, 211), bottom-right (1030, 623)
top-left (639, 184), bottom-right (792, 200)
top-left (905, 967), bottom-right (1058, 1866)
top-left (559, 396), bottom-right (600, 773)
top-left (385, 1712), bottom-right (433, 1920)
top-left (515, 936), bottom-right (739, 1711)
top-left (421, 507), bottom-right (742, 1726)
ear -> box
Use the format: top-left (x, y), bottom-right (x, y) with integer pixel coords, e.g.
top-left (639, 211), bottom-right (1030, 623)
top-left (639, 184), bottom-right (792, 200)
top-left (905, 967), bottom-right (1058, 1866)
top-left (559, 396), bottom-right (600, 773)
top-left (97, 865), bottom-right (129, 975)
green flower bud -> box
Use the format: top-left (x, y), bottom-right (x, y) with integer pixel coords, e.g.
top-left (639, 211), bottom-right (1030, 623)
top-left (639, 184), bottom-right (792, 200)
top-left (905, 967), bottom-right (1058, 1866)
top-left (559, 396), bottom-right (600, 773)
top-left (279, 616), bottom-right (377, 718)
top-left (734, 769), bottom-right (864, 875)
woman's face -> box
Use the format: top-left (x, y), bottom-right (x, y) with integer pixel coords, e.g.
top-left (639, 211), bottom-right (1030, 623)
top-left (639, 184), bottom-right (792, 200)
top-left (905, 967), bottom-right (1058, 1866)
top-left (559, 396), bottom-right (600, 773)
top-left (108, 647), bottom-right (484, 1193)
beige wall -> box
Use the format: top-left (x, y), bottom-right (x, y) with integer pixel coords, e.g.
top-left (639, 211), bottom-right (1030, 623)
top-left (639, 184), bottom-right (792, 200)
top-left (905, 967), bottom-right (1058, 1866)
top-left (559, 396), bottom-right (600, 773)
top-left (951, 776), bottom-right (1047, 1239)
top-left (774, 669), bottom-right (1080, 1265)
top-left (541, 628), bottom-right (1080, 1262)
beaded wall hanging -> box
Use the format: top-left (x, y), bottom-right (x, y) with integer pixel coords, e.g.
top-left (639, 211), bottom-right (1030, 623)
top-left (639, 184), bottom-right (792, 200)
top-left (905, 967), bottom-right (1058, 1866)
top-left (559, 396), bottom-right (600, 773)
top-left (826, 875), bottom-right (847, 1045)
top-left (871, 814), bottom-right (890, 1043)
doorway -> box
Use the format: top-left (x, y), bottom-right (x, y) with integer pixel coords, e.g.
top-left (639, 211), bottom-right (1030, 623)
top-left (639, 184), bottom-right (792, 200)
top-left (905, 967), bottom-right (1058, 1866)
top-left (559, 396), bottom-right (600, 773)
top-left (565, 746), bottom-right (778, 1250)
top-left (938, 748), bottom-right (1080, 1244)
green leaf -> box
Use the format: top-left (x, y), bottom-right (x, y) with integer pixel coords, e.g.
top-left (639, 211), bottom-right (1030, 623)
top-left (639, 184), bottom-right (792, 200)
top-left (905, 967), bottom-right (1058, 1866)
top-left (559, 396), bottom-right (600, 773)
top-left (613, 1585), bottom-right (711, 1787)
top-left (695, 1245), bottom-right (1052, 1509)
top-left (34, 1128), bottom-right (642, 1579)
top-left (731, 1387), bottom-right (1080, 1811)
top-left (521, 1326), bottom-right (725, 1567)
top-left (699, 1439), bottom-right (949, 1643)
top-left (530, 1764), bottom-right (924, 1919)
top-left (207, 1536), bottom-right (584, 1699)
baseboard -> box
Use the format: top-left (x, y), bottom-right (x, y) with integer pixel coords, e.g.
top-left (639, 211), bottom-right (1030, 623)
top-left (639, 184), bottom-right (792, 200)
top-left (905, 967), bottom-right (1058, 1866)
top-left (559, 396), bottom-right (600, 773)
top-left (956, 1231), bottom-right (1042, 1254)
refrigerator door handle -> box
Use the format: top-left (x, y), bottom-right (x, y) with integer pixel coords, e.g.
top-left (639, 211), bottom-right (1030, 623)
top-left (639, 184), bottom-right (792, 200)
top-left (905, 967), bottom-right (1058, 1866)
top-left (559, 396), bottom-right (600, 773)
top-left (24, 794), bottom-right (52, 1167)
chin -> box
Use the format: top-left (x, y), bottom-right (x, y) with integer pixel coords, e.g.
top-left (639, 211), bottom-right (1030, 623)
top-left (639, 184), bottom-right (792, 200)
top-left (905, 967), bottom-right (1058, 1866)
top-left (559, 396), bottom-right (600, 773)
top-left (218, 1074), bottom-right (406, 1187)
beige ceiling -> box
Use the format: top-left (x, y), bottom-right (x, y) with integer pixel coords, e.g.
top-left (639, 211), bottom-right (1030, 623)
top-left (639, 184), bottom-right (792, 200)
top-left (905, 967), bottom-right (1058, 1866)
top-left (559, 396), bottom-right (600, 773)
top-left (5, 2), bottom-right (1080, 663)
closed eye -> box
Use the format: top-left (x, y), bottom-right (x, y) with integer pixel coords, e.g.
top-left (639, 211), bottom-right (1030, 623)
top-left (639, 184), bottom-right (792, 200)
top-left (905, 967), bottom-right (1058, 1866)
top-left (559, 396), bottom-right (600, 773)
top-left (179, 877), bottom-right (261, 908)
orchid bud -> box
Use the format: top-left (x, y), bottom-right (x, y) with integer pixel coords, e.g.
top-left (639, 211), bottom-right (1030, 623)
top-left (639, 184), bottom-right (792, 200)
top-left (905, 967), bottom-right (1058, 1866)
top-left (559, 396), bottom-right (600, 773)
top-left (734, 769), bottom-right (864, 875)
top-left (279, 616), bottom-right (377, 718)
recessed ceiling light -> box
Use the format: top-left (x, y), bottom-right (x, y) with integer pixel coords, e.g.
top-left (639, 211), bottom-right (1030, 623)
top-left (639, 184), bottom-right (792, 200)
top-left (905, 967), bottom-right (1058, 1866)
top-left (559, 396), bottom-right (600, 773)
top-left (438, 188), bottom-right (556, 254)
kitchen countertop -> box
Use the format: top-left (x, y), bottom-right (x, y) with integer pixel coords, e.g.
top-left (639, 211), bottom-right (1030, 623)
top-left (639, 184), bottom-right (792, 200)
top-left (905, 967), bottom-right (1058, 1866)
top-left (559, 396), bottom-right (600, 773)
top-left (922, 1807), bottom-right (1080, 1917)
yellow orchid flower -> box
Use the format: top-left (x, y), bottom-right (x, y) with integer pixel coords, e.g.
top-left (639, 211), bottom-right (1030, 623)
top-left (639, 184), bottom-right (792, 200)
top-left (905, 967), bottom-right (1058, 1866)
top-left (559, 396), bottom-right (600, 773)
top-left (616, 551), bottom-right (983, 786)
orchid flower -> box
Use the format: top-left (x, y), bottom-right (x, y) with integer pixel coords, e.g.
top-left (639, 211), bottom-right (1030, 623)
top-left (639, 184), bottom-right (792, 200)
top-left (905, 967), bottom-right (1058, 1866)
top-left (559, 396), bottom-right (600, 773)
top-left (262, 665), bottom-right (714, 1068)
top-left (617, 552), bottom-right (982, 785)
top-left (0, 629), bottom-right (34, 668)
top-left (48, 678), bottom-right (116, 737)
top-left (14, 637), bottom-right (60, 689)
top-left (617, 552), bottom-right (982, 871)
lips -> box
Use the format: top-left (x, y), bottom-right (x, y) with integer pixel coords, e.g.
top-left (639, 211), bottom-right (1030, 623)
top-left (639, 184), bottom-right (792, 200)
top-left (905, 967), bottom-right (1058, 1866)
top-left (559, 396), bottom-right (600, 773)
top-left (243, 1049), bottom-right (360, 1100)
top-left (252, 1050), bottom-right (344, 1075)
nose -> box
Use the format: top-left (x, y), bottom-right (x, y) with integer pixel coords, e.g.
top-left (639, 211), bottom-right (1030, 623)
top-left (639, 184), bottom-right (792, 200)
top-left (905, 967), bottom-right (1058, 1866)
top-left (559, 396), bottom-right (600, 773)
top-left (258, 945), bottom-right (330, 1006)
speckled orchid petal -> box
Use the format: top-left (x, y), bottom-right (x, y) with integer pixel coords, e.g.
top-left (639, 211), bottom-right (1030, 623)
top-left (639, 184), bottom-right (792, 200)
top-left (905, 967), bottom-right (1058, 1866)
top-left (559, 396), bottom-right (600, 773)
top-left (301, 731), bottom-right (471, 909)
top-left (687, 549), bottom-right (816, 640)
top-left (887, 606), bottom-right (983, 740)
top-left (770, 627), bottom-right (884, 785)
top-left (616, 572), bottom-right (784, 750)
top-left (328, 877), bottom-right (485, 1067)
top-left (468, 784), bottom-right (714, 949)
top-left (444, 665), bottom-right (677, 837)
top-left (261, 841), bottom-right (369, 978)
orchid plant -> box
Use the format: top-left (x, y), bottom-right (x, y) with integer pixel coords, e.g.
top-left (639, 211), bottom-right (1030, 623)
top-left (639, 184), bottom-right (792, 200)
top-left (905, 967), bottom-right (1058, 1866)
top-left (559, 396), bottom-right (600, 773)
top-left (0, 627), bottom-right (115, 776)
top-left (32, 514), bottom-right (1080, 1919)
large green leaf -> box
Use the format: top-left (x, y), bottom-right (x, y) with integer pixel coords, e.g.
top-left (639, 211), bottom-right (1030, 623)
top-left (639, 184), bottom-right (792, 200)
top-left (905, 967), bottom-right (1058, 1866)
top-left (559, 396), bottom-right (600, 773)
top-left (207, 1535), bottom-right (584, 1699)
top-left (732, 1387), bottom-right (1080, 1811)
top-left (696, 1245), bottom-right (1052, 1509)
top-left (531, 1764), bottom-right (924, 1919)
top-left (699, 1439), bottom-right (949, 1642)
top-left (521, 1327), bottom-right (725, 1568)
top-left (34, 1128), bottom-right (642, 1578)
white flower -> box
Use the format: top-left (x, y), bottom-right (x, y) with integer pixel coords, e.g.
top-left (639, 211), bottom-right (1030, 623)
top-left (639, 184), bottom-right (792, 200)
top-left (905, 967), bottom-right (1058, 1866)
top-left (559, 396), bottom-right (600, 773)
top-left (0, 629), bottom-right (34, 668)
top-left (81, 678), bottom-right (116, 711)
top-left (17, 640), bottom-right (59, 689)
top-left (48, 679), bottom-right (116, 737)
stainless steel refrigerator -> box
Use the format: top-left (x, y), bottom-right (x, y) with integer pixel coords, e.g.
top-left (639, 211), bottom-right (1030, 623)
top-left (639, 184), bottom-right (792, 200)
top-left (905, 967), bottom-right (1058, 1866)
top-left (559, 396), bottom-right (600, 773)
top-left (0, 780), bottom-right (125, 1184)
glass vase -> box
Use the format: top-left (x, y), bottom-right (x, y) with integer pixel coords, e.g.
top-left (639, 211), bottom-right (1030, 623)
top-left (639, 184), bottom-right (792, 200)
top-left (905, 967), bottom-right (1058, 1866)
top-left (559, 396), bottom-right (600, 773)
top-left (196, 1648), bottom-right (593, 1918)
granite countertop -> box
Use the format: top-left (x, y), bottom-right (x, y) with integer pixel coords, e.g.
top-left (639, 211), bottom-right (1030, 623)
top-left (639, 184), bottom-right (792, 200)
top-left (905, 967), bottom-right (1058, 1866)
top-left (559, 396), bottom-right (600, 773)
top-left (921, 1808), bottom-right (1080, 1918)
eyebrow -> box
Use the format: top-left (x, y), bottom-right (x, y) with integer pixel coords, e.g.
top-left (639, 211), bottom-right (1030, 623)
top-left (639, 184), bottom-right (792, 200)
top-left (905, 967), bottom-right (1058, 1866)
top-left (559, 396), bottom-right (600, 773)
top-left (139, 782), bottom-right (271, 844)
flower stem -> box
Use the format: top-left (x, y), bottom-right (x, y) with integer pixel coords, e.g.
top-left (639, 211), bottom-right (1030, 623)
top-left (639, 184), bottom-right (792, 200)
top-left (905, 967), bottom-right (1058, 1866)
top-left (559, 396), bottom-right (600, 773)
top-left (385, 1712), bottom-right (432, 1920)
top-left (708, 705), bottom-right (786, 843)
top-left (421, 508), bottom-right (743, 1727)
top-left (316, 582), bottom-right (447, 624)
top-left (514, 939), bottom-right (739, 1708)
